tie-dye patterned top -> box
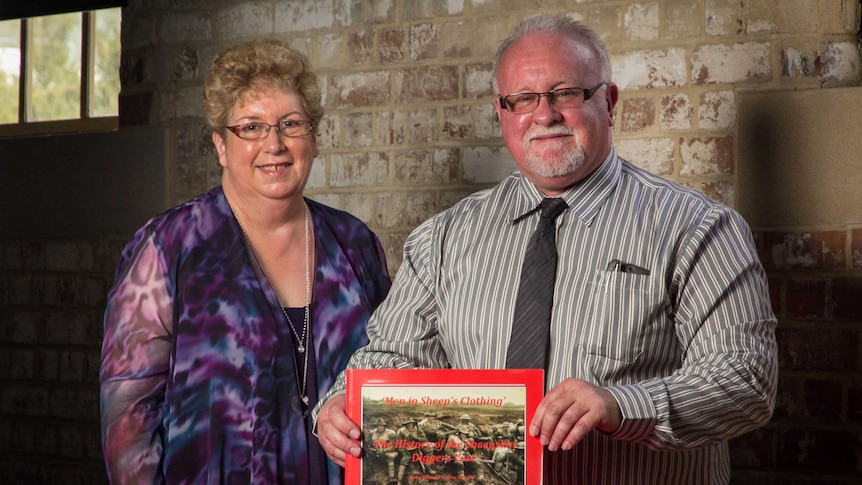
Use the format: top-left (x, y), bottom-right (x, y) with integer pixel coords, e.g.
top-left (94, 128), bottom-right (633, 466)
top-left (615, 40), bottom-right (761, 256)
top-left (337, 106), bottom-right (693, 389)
top-left (100, 186), bottom-right (391, 484)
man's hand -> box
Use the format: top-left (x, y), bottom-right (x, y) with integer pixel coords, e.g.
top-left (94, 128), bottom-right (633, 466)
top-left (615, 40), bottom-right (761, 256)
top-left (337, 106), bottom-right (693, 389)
top-left (317, 395), bottom-right (363, 466)
top-left (530, 378), bottom-right (622, 451)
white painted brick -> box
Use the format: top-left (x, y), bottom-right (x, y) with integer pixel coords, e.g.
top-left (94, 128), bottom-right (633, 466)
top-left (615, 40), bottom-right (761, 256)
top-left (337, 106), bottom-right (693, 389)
top-left (475, 103), bottom-right (500, 140)
top-left (330, 152), bottom-right (389, 187)
top-left (275, 0), bottom-right (335, 32)
top-left (660, 94), bottom-right (691, 130)
top-left (782, 47), bottom-right (811, 77)
top-left (340, 192), bottom-right (377, 225)
top-left (705, 0), bottom-right (743, 36)
top-left (409, 23), bottom-right (441, 61)
top-left (698, 90), bottom-right (736, 130)
top-left (373, 191), bottom-right (406, 227)
top-left (316, 114), bottom-right (341, 151)
top-left (819, 42), bottom-right (862, 85)
top-left (463, 146), bottom-right (517, 184)
top-left (665, 0), bottom-right (702, 39)
top-left (692, 42), bottom-right (771, 84)
top-left (404, 191), bottom-right (438, 226)
top-left (440, 190), bottom-right (474, 213)
top-left (306, 155), bottom-right (326, 189)
top-left (625, 3), bottom-right (660, 41)
top-left (612, 48), bottom-right (687, 90)
top-left (214, 3), bottom-right (274, 40)
top-left (680, 136), bottom-right (733, 175)
top-left (344, 113), bottom-right (374, 148)
top-left (465, 62), bottom-right (494, 98)
top-left (335, 0), bottom-right (394, 26)
top-left (395, 148), bottom-right (445, 184)
top-left (391, 109), bottom-right (438, 145)
top-left (308, 192), bottom-right (341, 209)
top-left (314, 33), bottom-right (345, 69)
top-left (614, 137), bottom-right (675, 175)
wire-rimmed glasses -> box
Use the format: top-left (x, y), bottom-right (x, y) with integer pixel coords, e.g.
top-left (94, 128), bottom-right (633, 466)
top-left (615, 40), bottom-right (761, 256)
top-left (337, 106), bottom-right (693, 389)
top-left (498, 83), bottom-right (606, 114)
top-left (225, 120), bottom-right (313, 140)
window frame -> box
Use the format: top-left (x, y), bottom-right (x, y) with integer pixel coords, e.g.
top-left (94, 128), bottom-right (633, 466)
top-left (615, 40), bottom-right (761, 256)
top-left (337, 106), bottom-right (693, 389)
top-left (0, 1), bottom-right (126, 21)
top-left (0, 8), bottom-right (120, 138)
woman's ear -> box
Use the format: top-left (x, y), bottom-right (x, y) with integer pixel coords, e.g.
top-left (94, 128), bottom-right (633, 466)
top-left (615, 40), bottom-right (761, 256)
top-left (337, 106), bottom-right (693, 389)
top-left (213, 131), bottom-right (228, 168)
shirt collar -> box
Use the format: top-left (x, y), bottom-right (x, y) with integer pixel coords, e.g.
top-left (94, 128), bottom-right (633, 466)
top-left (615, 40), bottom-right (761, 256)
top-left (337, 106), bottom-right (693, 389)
top-left (511, 148), bottom-right (621, 227)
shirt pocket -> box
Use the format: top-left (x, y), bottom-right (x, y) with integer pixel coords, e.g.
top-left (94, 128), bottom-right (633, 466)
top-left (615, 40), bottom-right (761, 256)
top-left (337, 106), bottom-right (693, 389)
top-left (582, 268), bottom-right (652, 371)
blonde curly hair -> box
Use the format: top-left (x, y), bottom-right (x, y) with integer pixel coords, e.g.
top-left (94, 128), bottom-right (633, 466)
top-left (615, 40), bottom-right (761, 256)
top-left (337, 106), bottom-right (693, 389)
top-left (203, 38), bottom-right (323, 137)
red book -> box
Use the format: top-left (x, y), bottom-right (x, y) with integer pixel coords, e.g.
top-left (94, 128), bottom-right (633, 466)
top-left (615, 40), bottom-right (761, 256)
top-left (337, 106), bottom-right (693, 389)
top-left (345, 368), bottom-right (543, 485)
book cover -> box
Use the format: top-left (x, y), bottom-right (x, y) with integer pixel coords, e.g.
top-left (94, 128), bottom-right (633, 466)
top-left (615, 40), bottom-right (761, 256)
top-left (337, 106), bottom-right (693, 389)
top-left (345, 368), bottom-right (543, 485)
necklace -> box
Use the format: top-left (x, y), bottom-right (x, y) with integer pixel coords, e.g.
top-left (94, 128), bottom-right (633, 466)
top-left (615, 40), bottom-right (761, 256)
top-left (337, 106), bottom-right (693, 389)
top-left (281, 204), bottom-right (311, 355)
top-left (232, 202), bottom-right (312, 410)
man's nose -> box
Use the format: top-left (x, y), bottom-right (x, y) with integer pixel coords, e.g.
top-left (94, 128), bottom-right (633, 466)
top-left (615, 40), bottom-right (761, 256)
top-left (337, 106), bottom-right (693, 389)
top-left (531, 94), bottom-right (564, 124)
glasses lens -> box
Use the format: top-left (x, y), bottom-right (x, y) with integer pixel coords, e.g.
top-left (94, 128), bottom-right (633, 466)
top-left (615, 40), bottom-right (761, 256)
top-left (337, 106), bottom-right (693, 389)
top-left (506, 93), bottom-right (539, 113)
top-left (279, 120), bottom-right (310, 136)
top-left (238, 123), bottom-right (269, 139)
top-left (551, 88), bottom-right (585, 107)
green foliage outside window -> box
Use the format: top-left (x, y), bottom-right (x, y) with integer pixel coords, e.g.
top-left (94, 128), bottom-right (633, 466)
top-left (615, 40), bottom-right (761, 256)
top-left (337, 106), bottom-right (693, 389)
top-left (0, 7), bottom-right (120, 127)
top-left (0, 19), bottom-right (19, 124)
top-left (31, 12), bottom-right (82, 121)
top-left (93, 8), bottom-right (120, 117)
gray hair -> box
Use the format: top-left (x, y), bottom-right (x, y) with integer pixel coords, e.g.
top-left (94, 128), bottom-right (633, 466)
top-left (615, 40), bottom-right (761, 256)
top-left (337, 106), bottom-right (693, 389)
top-left (491, 14), bottom-right (612, 93)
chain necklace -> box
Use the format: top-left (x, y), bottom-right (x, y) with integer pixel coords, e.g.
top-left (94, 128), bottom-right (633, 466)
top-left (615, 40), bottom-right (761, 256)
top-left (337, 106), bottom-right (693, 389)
top-left (231, 202), bottom-right (312, 410)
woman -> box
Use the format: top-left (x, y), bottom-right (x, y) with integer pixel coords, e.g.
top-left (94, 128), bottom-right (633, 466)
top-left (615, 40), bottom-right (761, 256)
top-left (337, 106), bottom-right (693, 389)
top-left (99, 38), bottom-right (391, 484)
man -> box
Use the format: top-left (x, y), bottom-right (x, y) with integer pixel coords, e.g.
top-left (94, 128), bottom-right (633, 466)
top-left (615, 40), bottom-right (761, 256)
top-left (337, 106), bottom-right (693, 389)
top-left (491, 441), bottom-right (524, 482)
top-left (457, 414), bottom-right (482, 440)
top-left (445, 425), bottom-right (485, 482)
top-left (316, 13), bottom-right (777, 484)
top-left (394, 419), bottom-right (427, 483)
top-left (416, 411), bottom-right (447, 475)
top-left (366, 418), bottom-right (398, 484)
top-left (417, 411), bottom-right (447, 443)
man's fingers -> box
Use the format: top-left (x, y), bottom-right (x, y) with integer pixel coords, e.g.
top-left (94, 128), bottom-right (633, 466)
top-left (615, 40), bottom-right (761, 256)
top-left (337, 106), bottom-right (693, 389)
top-left (530, 379), bottom-right (620, 451)
top-left (542, 405), bottom-right (587, 451)
top-left (558, 410), bottom-right (601, 450)
top-left (317, 395), bottom-right (363, 466)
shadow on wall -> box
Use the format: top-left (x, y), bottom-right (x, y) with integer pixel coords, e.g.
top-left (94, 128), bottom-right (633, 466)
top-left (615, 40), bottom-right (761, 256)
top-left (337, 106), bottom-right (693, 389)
top-left (737, 87), bottom-right (862, 228)
top-left (0, 127), bottom-right (168, 240)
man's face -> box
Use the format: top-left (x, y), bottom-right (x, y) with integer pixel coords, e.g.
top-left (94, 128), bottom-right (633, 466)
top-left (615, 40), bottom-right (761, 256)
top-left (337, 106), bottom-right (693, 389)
top-left (494, 32), bottom-right (618, 196)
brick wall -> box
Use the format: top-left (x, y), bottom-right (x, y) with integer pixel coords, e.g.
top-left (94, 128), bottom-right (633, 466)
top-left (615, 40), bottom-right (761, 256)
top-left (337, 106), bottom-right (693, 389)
top-left (0, 240), bottom-right (124, 484)
top-left (1, 0), bottom-right (860, 483)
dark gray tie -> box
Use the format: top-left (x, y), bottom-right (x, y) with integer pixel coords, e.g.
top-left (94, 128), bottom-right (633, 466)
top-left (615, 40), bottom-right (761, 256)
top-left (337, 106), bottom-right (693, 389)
top-left (506, 197), bottom-right (568, 369)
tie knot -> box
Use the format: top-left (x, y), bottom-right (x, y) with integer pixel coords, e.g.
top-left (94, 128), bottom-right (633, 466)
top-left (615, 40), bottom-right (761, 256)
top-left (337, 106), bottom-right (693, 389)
top-left (540, 198), bottom-right (567, 221)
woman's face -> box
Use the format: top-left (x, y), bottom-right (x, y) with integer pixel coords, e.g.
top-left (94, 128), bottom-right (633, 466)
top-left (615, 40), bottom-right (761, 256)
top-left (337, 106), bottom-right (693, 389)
top-left (213, 85), bottom-right (318, 205)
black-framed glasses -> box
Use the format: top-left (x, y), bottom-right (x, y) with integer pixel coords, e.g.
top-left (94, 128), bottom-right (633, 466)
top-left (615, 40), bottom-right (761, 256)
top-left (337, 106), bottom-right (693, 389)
top-left (498, 83), bottom-right (606, 114)
top-left (225, 120), bottom-right (313, 140)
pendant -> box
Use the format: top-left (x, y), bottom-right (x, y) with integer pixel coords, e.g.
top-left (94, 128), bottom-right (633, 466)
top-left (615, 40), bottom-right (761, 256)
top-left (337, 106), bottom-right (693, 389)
top-left (302, 395), bottom-right (309, 405)
top-left (297, 344), bottom-right (305, 353)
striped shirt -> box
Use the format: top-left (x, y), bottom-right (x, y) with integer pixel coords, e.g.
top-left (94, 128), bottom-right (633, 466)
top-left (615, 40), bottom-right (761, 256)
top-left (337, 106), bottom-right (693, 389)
top-left (323, 149), bottom-right (777, 484)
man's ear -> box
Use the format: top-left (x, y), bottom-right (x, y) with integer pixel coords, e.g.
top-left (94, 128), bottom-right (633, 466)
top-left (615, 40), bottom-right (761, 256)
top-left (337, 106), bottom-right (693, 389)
top-left (605, 83), bottom-right (619, 127)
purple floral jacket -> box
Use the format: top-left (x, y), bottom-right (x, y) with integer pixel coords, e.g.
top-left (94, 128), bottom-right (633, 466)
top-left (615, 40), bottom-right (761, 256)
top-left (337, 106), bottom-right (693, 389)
top-left (100, 186), bottom-right (391, 484)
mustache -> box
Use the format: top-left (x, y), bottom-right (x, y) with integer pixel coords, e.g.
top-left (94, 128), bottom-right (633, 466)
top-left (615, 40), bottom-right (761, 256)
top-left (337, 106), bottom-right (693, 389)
top-left (526, 126), bottom-right (576, 141)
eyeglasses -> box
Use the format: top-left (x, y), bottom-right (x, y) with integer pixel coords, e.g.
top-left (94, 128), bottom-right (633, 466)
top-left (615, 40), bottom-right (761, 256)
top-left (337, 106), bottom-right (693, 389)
top-left (225, 120), bottom-right (313, 140)
top-left (498, 83), bottom-right (606, 114)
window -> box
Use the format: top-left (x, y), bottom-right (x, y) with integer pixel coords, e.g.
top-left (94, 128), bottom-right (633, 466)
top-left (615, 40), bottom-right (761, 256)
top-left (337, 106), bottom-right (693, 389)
top-left (0, 7), bottom-right (121, 137)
